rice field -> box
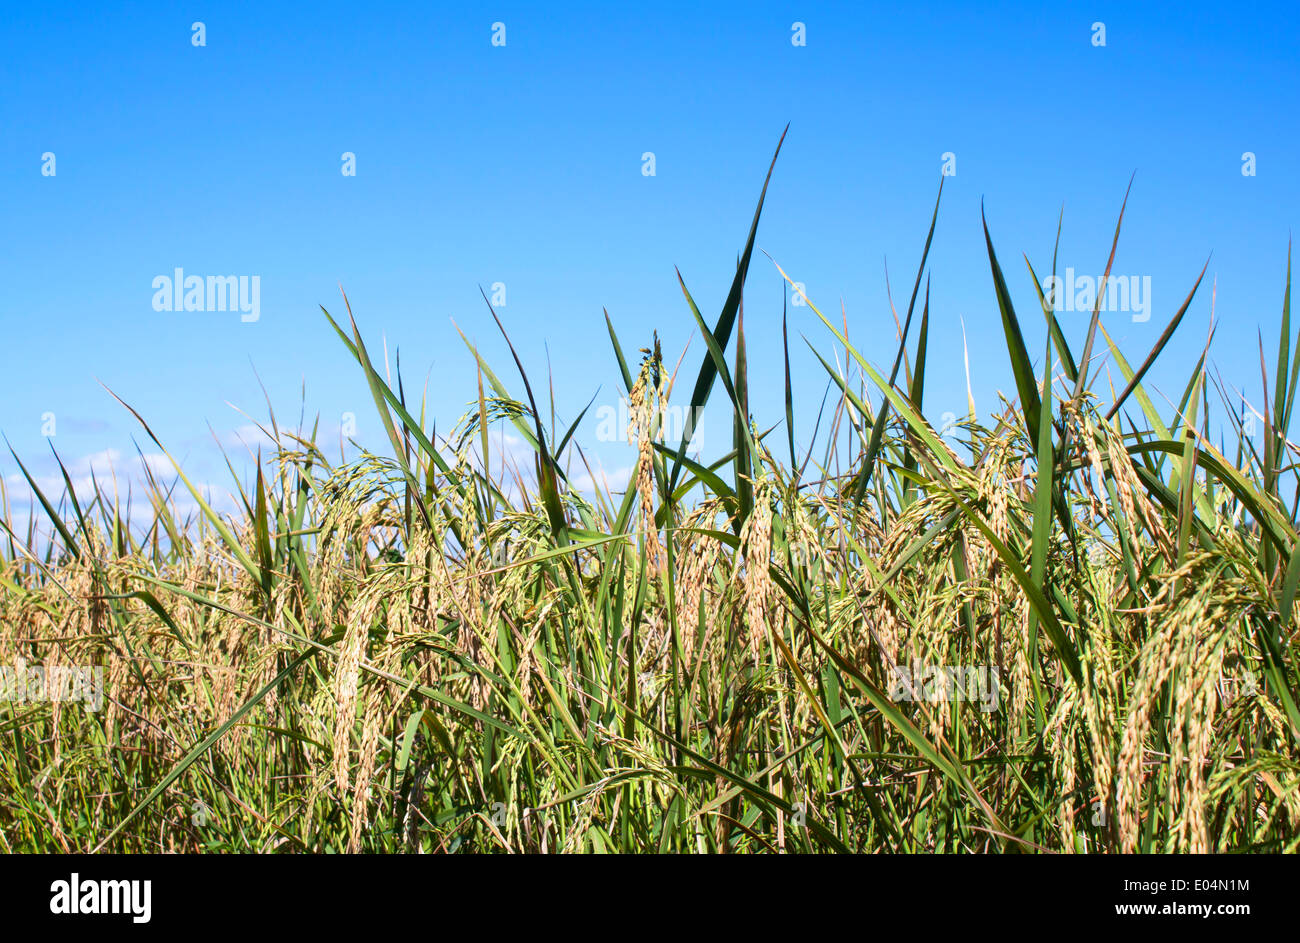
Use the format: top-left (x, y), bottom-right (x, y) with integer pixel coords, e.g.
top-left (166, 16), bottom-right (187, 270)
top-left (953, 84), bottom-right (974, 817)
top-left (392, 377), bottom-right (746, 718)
top-left (2, 141), bottom-right (1298, 853)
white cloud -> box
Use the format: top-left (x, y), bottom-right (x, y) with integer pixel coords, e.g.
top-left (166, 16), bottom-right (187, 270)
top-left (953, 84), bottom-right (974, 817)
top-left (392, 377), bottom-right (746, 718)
top-left (568, 464), bottom-right (634, 494)
top-left (1, 447), bottom-right (236, 543)
top-left (223, 423), bottom-right (277, 449)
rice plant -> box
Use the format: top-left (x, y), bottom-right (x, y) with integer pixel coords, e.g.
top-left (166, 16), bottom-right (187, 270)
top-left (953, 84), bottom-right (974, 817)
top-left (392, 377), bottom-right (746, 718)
top-left (2, 137), bottom-right (1297, 853)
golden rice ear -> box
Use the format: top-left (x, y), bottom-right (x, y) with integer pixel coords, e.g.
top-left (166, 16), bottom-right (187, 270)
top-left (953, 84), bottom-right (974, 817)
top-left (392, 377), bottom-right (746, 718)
top-left (742, 477), bottom-right (774, 660)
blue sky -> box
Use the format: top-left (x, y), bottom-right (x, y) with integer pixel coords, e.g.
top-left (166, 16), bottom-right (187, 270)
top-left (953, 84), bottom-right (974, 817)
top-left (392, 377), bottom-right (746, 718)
top-left (2, 1), bottom-right (1297, 521)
